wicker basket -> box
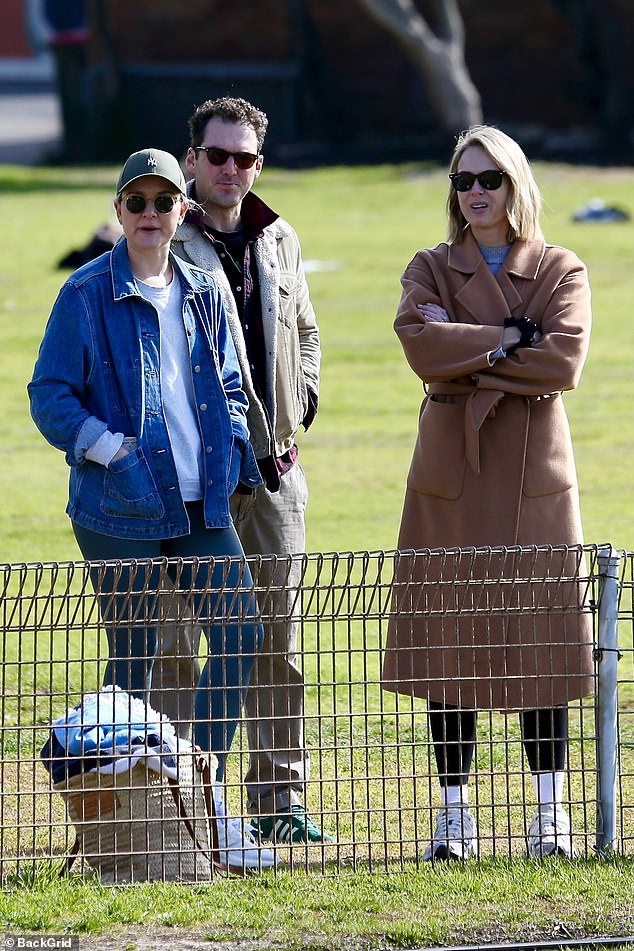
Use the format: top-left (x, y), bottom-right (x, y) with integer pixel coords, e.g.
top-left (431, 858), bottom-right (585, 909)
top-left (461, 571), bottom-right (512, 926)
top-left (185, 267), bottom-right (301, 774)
top-left (55, 754), bottom-right (217, 883)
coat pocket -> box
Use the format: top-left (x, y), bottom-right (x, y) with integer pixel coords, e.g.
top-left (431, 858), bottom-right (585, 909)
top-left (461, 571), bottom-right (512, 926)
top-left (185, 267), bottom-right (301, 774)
top-left (101, 450), bottom-right (165, 520)
top-left (522, 396), bottom-right (576, 498)
top-left (406, 400), bottom-right (466, 500)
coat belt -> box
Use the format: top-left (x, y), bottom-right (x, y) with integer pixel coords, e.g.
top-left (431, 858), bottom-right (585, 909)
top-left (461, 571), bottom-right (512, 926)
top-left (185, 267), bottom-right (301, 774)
top-left (464, 390), bottom-right (504, 474)
top-left (428, 387), bottom-right (559, 476)
top-left (428, 387), bottom-right (503, 475)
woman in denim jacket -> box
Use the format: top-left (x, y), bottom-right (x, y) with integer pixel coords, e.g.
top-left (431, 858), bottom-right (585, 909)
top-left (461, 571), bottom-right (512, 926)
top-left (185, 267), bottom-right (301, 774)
top-left (29, 148), bottom-right (275, 871)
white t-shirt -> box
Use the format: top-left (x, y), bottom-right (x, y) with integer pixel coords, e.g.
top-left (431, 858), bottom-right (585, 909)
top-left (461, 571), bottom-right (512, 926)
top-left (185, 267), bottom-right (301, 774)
top-left (139, 274), bottom-right (203, 501)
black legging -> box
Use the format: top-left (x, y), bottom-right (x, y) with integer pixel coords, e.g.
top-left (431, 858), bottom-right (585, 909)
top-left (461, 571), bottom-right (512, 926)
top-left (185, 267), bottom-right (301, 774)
top-left (428, 701), bottom-right (568, 786)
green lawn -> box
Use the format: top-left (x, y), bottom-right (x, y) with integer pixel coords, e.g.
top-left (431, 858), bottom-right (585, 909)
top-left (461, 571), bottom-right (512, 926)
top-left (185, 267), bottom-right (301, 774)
top-left (1, 161), bottom-right (632, 563)
top-left (1, 860), bottom-right (633, 949)
top-left (1, 161), bottom-right (633, 948)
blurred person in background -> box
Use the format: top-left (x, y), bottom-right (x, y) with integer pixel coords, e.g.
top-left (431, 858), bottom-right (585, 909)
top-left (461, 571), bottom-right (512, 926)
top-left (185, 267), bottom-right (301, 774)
top-left (42, 0), bottom-right (88, 162)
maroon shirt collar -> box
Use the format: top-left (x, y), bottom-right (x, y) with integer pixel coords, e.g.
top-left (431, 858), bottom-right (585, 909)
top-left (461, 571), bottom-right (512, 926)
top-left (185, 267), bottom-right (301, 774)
top-left (185, 185), bottom-right (278, 241)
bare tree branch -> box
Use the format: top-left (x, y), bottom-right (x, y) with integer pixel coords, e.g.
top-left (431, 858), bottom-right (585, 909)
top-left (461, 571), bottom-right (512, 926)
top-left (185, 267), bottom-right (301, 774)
top-left (356, 0), bottom-right (482, 133)
top-left (428, 0), bottom-right (465, 44)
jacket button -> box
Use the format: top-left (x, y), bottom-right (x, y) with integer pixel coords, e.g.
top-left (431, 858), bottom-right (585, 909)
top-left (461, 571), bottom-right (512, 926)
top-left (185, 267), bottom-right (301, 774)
top-left (207, 479), bottom-right (213, 487)
top-left (194, 365), bottom-right (201, 373)
top-left (206, 446), bottom-right (213, 453)
top-left (199, 403), bottom-right (207, 411)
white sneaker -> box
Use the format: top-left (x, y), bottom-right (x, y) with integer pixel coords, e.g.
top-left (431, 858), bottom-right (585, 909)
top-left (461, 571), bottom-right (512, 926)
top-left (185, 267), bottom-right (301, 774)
top-left (527, 804), bottom-right (573, 858)
top-left (423, 806), bottom-right (478, 861)
top-left (213, 793), bottom-right (277, 873)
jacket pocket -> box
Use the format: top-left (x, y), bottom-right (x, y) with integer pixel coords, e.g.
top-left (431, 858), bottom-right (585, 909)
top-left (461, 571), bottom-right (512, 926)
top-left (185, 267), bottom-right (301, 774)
top-left (101, 450), bottom-right (164, 520)
top-left (227, 436), bottom-right (242, 495)
top-left (276, 280), bottom-right (306, 439)
top-left (522, 396), bottom-right (576, 498)
top-left (407, 400), bottom-right (466, 500)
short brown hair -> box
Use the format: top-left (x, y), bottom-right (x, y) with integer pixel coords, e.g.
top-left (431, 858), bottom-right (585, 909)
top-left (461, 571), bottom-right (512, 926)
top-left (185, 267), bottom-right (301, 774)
top-left (188, 97), bottom-right (269, 152)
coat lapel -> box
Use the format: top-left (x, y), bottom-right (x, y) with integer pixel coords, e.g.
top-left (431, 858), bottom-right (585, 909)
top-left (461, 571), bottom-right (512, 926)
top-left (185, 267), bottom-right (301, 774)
top-left (449, 230), bottom-right (545, 322)
top-left (496, 237), bottom-right (546, 314)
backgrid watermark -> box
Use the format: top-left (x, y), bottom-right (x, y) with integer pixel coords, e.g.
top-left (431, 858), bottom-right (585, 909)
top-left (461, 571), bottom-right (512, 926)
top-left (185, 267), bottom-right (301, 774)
top-left (3, 938), bottom-right (79, 950)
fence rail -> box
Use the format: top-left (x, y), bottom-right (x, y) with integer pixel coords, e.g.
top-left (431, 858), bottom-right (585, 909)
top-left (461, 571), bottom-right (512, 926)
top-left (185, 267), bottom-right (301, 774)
top-left (1, 544), bottom-right (633, 882)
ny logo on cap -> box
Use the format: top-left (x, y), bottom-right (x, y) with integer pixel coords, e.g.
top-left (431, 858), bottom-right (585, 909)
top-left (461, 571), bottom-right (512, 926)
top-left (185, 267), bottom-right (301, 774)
top-left (147, 151), bottom-right (157, 168)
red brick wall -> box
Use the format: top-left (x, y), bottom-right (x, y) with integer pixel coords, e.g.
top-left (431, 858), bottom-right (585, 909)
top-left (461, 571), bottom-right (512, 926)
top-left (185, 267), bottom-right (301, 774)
top-left (1, 0), bottom-right (35, 56)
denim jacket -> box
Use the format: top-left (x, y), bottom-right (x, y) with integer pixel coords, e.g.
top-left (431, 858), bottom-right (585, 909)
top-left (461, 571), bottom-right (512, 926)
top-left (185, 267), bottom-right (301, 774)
top-left (28, 240), bottom-right (262, 539)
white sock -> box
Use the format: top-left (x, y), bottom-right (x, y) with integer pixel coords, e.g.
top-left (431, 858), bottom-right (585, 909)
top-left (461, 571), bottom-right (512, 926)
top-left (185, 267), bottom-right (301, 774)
top-left (532, 771), bottom-right (565, 806)
top-left (441, 784), bottom-right (469, 807)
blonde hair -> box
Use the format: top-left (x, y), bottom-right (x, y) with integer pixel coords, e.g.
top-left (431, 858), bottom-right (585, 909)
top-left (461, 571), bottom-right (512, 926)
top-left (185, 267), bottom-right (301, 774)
top-left (446, 125), bottom-right (543, 244)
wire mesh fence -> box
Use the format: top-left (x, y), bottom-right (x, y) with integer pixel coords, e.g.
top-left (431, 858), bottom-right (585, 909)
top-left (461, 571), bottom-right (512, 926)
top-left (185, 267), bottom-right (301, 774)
top-left (0, 543), bottom-right (632, 883)
top-left (616, 549), bottom-right (634, 854)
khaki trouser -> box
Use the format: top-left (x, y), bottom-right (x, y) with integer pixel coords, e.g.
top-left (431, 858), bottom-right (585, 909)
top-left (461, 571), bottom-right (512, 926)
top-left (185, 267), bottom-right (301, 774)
top-left (151, 463), bottom-right (309, 813)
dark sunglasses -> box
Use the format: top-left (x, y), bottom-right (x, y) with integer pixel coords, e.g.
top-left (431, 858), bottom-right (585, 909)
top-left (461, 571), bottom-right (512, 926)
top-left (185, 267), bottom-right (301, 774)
top-left (194, 146), bottom-right (259, 169)
top-left (449, 170), bottom-right (507, 192)
top-left (124, 193), bottom-right (181, 214)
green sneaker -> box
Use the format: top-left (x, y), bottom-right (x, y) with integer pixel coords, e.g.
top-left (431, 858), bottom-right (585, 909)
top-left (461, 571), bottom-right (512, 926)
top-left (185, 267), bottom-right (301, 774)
top-left (251, 805), bottom-right (335, 844)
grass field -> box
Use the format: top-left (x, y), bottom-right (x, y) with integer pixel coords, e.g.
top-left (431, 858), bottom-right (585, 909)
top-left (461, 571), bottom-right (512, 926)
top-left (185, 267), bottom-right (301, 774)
top-left (1, 161), bottom-right (633, 562)
top-left (1, 160), bottom-right (633, 948)
top-left (1, 859), bottom-right (633, 950)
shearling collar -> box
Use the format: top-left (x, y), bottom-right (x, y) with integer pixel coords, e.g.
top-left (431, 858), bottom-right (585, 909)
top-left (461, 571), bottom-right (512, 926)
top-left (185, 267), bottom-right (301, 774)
top-left (183, 185), bottom-right (278, 240)
top-left (175, 187), bottom-right (296, 247)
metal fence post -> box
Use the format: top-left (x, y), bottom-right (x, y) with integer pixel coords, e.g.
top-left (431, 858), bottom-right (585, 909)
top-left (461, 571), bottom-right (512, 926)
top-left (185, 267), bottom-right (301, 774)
top-left (595, 545), bottom-right (622, 854)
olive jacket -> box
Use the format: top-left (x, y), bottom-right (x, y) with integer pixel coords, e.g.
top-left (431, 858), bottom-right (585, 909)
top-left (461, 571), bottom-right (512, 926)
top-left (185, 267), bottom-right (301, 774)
top-left (172, 192), bottom-right (320, 464)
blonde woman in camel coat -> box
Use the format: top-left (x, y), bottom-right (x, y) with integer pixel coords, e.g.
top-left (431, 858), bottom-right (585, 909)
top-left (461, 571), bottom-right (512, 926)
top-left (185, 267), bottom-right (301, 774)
top-left (382, 126), bottom-right (593, 861)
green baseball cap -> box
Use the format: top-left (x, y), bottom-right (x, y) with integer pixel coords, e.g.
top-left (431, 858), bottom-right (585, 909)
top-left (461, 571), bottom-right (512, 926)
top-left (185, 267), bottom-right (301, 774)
top-left (116, 148), bottom-right (186, 195)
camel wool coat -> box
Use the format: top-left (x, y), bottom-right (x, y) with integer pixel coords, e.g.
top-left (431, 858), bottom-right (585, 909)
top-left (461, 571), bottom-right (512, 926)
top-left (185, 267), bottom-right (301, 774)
top-left (382, 230), bottom-right (595, 710)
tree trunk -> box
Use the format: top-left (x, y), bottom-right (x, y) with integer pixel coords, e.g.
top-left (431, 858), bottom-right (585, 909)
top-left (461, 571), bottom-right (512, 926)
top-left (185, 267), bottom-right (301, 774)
top-left (356, 0), bottom-right (483, 133)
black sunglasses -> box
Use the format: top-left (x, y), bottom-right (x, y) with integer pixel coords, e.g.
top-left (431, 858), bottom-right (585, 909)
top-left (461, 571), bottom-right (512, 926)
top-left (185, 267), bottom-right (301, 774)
top-left (124, 193), bottom-right (181, 214)
top-left (449, 170), bottom-right (507, 192)
top-left (194, 146), bottom-right (259, 170)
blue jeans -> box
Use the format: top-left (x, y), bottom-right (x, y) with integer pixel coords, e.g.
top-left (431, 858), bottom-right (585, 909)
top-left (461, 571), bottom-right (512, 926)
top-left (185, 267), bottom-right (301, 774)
top-left (73, 501), bottom-right (264, 779)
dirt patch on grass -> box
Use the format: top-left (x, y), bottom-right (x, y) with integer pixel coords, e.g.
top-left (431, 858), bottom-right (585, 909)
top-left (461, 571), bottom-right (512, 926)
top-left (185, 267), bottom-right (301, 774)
top-left (21, 921), bottom-right (634, 951)
top-left (39, 931), bottom-right (366, 950)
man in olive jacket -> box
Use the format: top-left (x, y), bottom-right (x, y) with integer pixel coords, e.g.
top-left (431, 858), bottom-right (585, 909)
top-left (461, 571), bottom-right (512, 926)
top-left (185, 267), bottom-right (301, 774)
top-left (152, 96), bottom-right (329, 844)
